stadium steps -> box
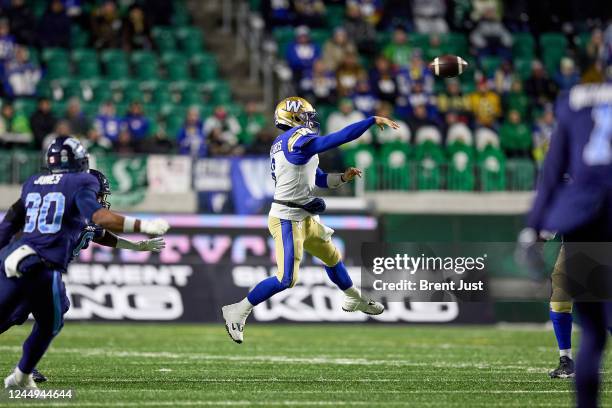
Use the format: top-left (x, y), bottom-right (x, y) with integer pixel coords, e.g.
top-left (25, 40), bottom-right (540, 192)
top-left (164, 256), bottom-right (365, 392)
top-left (186, 0), bottom-right (263, 104)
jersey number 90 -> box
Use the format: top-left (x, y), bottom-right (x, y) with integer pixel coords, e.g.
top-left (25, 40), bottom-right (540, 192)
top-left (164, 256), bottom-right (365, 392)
top-left (24, 192), bottom-right (66, 234)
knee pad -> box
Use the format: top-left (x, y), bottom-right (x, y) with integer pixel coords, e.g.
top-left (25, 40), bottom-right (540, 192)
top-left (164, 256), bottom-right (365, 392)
top-left (550, 301), bottom-right (573, 313)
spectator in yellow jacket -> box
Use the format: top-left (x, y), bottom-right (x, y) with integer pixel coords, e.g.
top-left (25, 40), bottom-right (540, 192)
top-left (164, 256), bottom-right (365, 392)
top-left (468, 78), bottom-right (501, 127)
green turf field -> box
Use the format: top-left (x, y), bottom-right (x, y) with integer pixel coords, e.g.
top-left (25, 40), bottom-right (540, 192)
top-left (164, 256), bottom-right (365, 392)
top-left (0, 323), bottom-right (609, 407)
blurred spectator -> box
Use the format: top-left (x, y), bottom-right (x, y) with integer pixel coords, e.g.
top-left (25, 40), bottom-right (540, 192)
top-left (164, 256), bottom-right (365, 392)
top-left (293, 0), bottom-right (326, 27)
top-left (532, 105), bottom-right (555, 166)
top-left (424, 34), bottom-right (444, 62)
top-left (380, 0), bottom-right (413, 30)
top-left (336, 51), bottom-right (366, 96)
top-left (383, 26), bottom-right (413, 67)
top-left (348, 0), bottom-right (383, 27)
top-left (122, 4), bottom-right (153, 51)
top-left (579, 28), bottom-right (604, 71)
top-left (91, 0), bottom-right (122, 49)
top-left (0, 18), bottom-right (16, 63)
top-left (6, 0), bottom-right (36, 46)
top-left (344, 2), bottom-right (377, 57)
top-left (553, 57), bottom-right (580, 91)
top-left (41, 120), bottom-right (70, 150)
top-left (503, 79), bottom-right (529, 122)
top-left (499, 109), bottom-right (531, 158)
top-left (2, 45), bottom-right (41, 97)
top-left (411, 0), bottom-right (448, 34)
top-left (443, 111), bottom-right (472, 141)
top-left (64, 97), bottom-right (90, 138)
top-left (468, 78), bottom-right (501, 127)
top-left (322, 27), bottom-right (357, 71)
top-left (492, 60), bottom-right (515, 93)
top-left (351, 79), bottom-right (378, 117)
top-left (240, 102), bottom-right (267, 145)
top-left (524, 60), bottom-right (557, 109)
top-left (261, 0), bottom-right (294, 27)
top-left (116, 128), bottom-right (135, 155)
top-left (471, 0), bottom-right (503, 22)
top-left (374, 102), bottom-right (410, 143)
top-left (144, 0), bottom-right (174, 26)
top-left (29, 97), bottom-right (56, 149)
top-left (299, 59), bottom-right (337, 105)
top-left (470, 7), bottom-right (512, 59)
top-left (204, 106), bottom-right (242, 156)
top-left (123, 101), bottom-right (150, 141)
top-left (94, 102), bottom-right (121, 143)
top-left (407, 102), bottom-right (438, 136)
top-left (369, 55), bottom-right (398, 103)
top-left (83, 127), bottom-right (113, 155)
top-left (326, 98), bottom-right (372, 146)
top-left (286, 26), bottom-right (321, 80)
top-left (581, 60), bottom-right (606, 84)
top-left (396, 50), bottom-right (434, 95)
top-left (246, 130), bottom-right (275, 155)
top-left (435, 78), bottom-right (471, 122)
top-left (38, 0), bottom-right (71, 49)
top-left (0, 102), bottom-right (31, 143)
top-left (406, 81), bottom-right (437, 120)
top-left (177, 107), bottom-right (206, 157)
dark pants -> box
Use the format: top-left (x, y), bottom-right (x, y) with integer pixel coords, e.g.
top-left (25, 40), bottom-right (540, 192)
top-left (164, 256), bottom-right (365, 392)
top-left (0, 260), bottom-right (69, 374)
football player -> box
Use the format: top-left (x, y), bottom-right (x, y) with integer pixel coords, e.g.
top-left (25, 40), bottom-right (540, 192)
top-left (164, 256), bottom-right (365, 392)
top-left (0, 137), bottom-right (170, 389)
top-left (222, 96), bottom-right (399, 343)
top-left (523, 41), bottom-right (612, 406)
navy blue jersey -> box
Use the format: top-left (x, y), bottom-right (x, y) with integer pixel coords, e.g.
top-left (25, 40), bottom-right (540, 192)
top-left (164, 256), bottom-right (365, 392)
top-left (528, 83), bottom-right (612, 233)
top-left (17, 172), bottom-right (103, 270)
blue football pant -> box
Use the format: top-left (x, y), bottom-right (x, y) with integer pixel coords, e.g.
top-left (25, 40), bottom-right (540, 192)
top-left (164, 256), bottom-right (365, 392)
top-left (0, 268), bottom-right (69, 374)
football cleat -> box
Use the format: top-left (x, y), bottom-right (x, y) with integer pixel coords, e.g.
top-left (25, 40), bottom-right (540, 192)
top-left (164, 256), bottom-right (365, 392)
top-left (31, 368), bottom-right (47, 383)
top-left (221, 303), bottom-right (252, 344)
top-left (342, 296), bottom-right (385, 315)
top-left (4, 369), bottom-right (38, 390)
top-left (549, 356), bottom-right (575, 378)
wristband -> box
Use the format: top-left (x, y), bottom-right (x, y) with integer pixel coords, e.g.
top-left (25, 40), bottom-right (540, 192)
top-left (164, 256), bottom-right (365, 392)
top-left (328, 173), bottom-right (346, 188)
top-left (123, 216), bottom-right (137, 233)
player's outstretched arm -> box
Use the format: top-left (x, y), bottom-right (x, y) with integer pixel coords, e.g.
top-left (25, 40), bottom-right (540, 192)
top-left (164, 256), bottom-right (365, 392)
top-left (315, 167), bottom-right (362, 188)
top-left (93, 230), bottom-right (166, 253)
top-left (302, 116), bottom-right (399, 155)
top-left (91, 208), bottom-right (170, 236)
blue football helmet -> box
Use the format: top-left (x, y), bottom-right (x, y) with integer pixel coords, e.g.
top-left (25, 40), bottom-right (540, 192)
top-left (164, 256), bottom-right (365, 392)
top-left (46, 136), bottom-right (90, 174)
top-left (89, 169), bottom-right (111, 209)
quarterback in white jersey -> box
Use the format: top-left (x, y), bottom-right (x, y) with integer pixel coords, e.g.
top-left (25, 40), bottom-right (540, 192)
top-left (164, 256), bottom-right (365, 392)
top-left (222, 96), bottom-right (399, 343)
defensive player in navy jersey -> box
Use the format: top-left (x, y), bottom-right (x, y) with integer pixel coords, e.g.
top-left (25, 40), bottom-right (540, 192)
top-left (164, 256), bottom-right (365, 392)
top-left (523, 48), bottom-right (612, 405)
top-left (0, 137), bottom-right (170, 390)
top-left (222, 96), bottom-right (398, 343)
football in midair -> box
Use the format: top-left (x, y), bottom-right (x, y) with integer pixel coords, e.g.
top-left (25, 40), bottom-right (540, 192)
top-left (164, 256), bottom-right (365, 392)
top-left (428, 55), bottom-right (469, 78)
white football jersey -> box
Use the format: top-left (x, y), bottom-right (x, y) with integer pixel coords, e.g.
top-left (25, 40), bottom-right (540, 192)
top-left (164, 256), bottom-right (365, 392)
top-left (269, 127), bottom-right (319, 221)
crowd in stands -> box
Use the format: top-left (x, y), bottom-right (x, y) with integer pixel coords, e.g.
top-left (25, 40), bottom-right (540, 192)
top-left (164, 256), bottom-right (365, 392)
top-left (266, 0), bottom-right (610, 168)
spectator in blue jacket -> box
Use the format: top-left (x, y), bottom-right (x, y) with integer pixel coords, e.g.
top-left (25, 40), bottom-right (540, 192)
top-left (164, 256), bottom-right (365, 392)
top-left (94, 102), bottom-right (122, 143)
top-left (351, 79), bottom-right (379, 117)
top-left (286, 25), bottom-right (321, 80)
top-left (2, 45), bottom-right (41, 97)
top-left (177, 106), bottom-right (207, 157)
top-left (123, 101), bottom-right (150, 141)
top-left (38, 0), bottom-right (71, 48)
top-left (553, 58), bottom-right (580, 91)
top-left (0, 18), bottom-right (16, 64)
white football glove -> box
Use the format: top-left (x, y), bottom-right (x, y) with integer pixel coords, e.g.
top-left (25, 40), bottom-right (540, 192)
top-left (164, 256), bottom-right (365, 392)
top-left (140, 218), bottom-right (170, 235)
top-left (116, 236), bottom-right (166, 252)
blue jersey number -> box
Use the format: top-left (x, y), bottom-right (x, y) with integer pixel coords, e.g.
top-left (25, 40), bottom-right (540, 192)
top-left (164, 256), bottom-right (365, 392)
top-left (583, 105), bottom-right (612, 166)
top-left (23, 192), bottom-right (66, 234)
top-left (270, 157), bottom-right (277, 185)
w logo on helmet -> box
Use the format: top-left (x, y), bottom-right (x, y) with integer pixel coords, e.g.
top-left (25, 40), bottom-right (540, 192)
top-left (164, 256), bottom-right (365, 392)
top-left (285, 99), bottom-right (303, 112)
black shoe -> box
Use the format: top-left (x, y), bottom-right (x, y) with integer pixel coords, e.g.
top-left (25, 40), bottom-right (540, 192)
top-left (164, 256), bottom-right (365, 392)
top-left (31, 368), bottom-right (47, 383)
top-left (549, 356), bottom-right (575, 378)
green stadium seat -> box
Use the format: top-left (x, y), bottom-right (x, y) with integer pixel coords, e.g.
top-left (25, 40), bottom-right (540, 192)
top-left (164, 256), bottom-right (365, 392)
top-left (512, 32), bottom-right (535, 59)
top-left (441, 32), bottom-right (469, 56)
top-left (379, 142), bottom-right (412, 190)
top-left (415, 141), bottom-right (445, 190)
top-left (506, 158), bottom-right (535, 190)
top-left (71, 25), bottom-right (90, 48)
top-left (410, 33), bottom-right (429, 51)
top-left (480, 56), bottom-right (503, 77)
top-left (181, 86), bottom-right (203, 106)
top-left (152, 27), bottom-right (177, 53)
top-left (123, 81), bottom-right (145, 103)
top-left (211, 81), bottom-right (232, 104)
top-left (176, 26), bottom-right (204, 54)
top-left (342, 145), bottom-right (379, 190)
top-left (191, 53), bottom-right (218, 81)
top-left (131, 50), bottom-right (160, 80)
top-left (325, 4), bottom-right (345, 28)
top-left (72, 49), bottom-right (100, 79)
top-left (89, 79), bottom-right (113, 103)
top-left (161, 52), bottom-right (190, 81)
top-left (574, 32), bottom-right (591, 52)
top-left (540, 32), bottom-right (568, 74)
top-left (478, 147), bottom-right (506, 191)
top-left (51, 100), bottom-right (67, 117)
top-left (43, 48), bottom-right (71, 80)
top-left (101, 50), bottom-right (130, 79)
top-left (447, 144), bottom-right (475, 191)
top-left (42, 48), bottom-right (68, 63)
top-left (514, 57), bottom-right (533, 80)
top-left (376, 31), bottom-right (392, 50)
top-left (273, 27), bottom-right (295, 55)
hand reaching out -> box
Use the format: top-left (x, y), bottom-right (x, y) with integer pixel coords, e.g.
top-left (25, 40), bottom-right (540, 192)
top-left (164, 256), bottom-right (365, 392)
top-left (341, 167), bottom-right (362, 182)
top-left (373, 116), bottom-right (400, 131)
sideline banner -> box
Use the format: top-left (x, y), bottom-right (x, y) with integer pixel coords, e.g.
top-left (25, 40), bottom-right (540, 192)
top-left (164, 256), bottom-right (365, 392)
top-left (58, 214), bottom-right (493, 323)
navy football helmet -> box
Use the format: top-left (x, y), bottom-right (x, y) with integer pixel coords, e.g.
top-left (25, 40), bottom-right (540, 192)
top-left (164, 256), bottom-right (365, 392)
top-left (46, 136), bottom-right (89, 174)
top-left (89, 169), bottom-right (111, 209)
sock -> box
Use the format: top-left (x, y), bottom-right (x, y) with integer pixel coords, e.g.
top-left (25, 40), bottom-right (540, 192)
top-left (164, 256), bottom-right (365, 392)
top-left (325, 261), bottom-right (353, 291)
top-left (343, 286), bottom-right (361, 299)
top-left (560, 349), bottom-right (572, 359)
top-left (246, 276), bottom-right (286, 306)
top-left (235, 297), bottom-right (253, 314)
top-left (550, 310), bottom-right (572, 352)
top-left (14, 367), bottom-right (28, 383)
top-left (18, 323), bottom-right (55, 374)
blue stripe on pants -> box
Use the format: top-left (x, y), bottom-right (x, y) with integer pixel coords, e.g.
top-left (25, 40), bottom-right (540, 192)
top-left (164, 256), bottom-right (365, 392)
top-left (280, 219), bottom-right (294, 287)
top-left (51, 271), bottom-right (62, 336)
